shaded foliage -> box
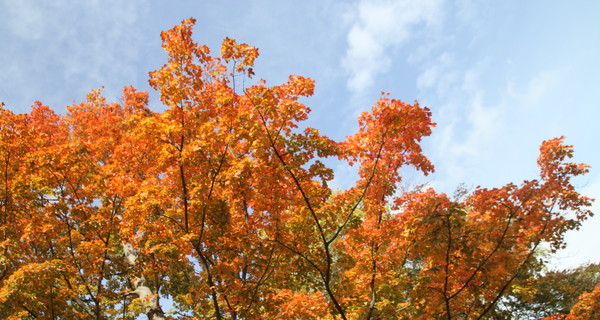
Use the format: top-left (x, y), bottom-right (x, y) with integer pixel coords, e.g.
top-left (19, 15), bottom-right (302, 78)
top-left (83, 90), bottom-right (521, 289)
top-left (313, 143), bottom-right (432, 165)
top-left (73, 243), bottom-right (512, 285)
top-left (493, 263), bottom-right (600, 319)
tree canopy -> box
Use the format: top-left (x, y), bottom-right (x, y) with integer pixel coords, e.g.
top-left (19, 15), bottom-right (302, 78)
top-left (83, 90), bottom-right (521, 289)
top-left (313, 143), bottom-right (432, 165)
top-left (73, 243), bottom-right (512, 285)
top-left (0, 19), bottom-right (595, 320)
top-left (492, 263), bottom-right (600, 319)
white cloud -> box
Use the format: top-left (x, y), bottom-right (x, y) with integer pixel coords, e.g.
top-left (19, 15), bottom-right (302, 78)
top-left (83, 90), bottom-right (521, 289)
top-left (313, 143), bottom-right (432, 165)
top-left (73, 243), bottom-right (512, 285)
top-left (416, 52), bottom-right (454, 94)
top-left (423, 64), bottom-right (579, 194)
top-left (419, 57), bottom-right (510, 190)
top-left (434, 94), bottom-right (504, 180)
top-left (507, 68), bottom-right (565, 108)
top-left (416, 64), bottom-right (439, 89)
top-left (463, 93), bottom-right (503, 151)
top-left (1, 2), bottom-right (47, 40)
top-left (343, 0), bottom-right (443, 94)
top-left (0, 1), bottom-right (146, 111)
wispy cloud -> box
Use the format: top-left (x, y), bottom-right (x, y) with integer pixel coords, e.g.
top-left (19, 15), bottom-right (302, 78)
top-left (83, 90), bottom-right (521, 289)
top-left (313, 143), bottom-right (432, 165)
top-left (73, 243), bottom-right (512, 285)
top-left (422, 57), bottom-right (571, 190)
top-left (0, 1), bottom-right (147, 112)
top-left (342, 0), bottom-right (443, 95)
top-left (507, 68), bottom-right (565, 108)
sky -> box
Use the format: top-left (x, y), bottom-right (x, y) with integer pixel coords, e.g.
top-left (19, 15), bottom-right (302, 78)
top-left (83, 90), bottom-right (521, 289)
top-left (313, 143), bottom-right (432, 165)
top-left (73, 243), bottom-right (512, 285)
top-left (1, 0), bottom-right (599, 270)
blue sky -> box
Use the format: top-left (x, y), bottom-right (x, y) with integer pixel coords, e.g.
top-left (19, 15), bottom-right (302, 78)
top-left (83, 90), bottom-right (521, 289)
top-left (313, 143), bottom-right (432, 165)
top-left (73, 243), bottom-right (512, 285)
top-left (1, 0), bottom-right (599, 269)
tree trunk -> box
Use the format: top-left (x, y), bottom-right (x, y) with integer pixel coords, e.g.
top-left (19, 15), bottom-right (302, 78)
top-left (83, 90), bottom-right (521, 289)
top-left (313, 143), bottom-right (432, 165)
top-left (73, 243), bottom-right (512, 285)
top-left (123, 243), bottom-right (166, 320)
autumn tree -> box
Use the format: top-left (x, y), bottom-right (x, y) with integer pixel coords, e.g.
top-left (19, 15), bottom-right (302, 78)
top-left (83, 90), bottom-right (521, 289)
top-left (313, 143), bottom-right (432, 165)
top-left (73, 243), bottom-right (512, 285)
top-left (0, 19), bottom-right (594, 320)
top-left (498, 263), bottom-right (600, 319)
top-left (492, 263), bottom-right (600, 319)
top-left (567, 283), bottom-right (600, 319)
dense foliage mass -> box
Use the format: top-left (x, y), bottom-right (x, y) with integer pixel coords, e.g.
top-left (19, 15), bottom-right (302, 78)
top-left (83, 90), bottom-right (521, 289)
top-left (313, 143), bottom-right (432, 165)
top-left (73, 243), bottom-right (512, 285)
top-left (0, 19), bottom-right (595, 319)
top-left (493, 263), bottom-right (600, 319)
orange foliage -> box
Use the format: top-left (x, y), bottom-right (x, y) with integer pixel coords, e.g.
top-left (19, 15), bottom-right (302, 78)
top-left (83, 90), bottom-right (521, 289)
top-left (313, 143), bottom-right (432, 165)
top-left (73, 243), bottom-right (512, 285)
top-left (0, 19), bottom-right (594, 319)
top-left (567, 284), bottom-right (600, 319)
